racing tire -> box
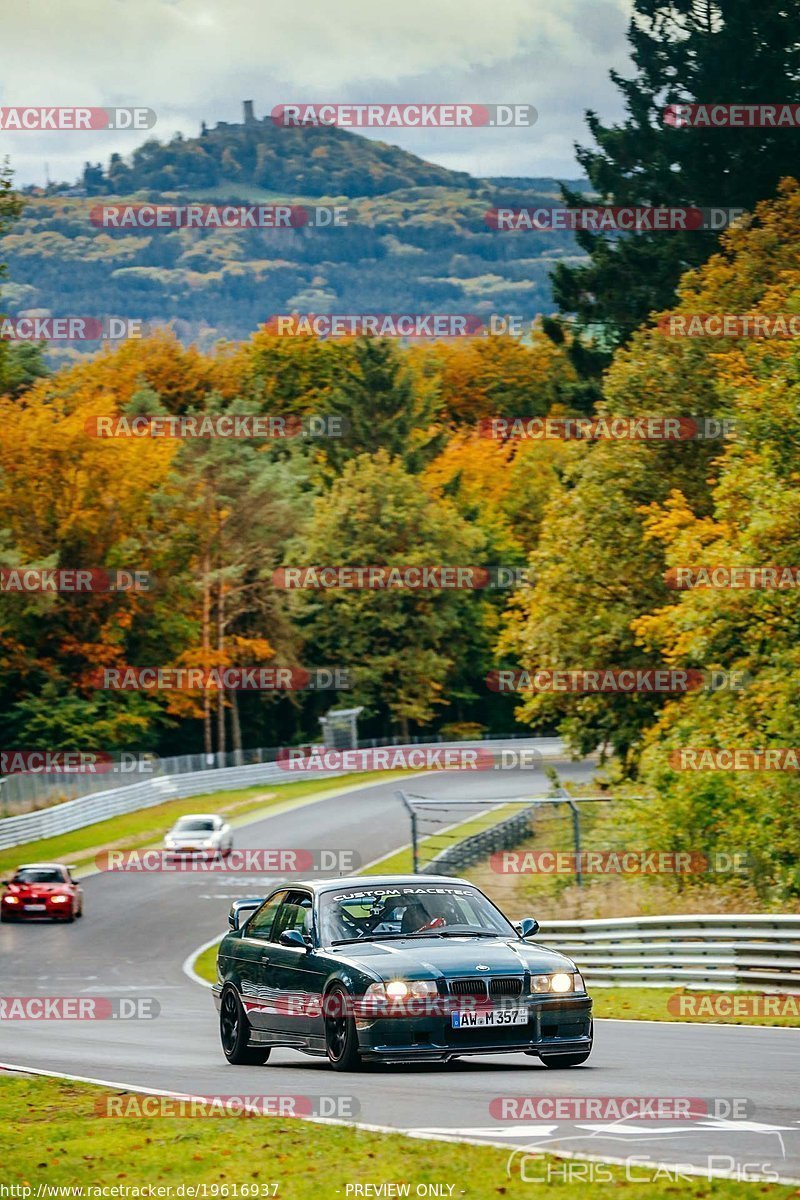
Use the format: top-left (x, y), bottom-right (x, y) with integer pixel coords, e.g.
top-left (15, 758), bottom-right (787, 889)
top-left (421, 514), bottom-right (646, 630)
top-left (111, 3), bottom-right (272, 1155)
top-left (324, 985), bottom-right (362, 1072)
top-left (538, 1050), bottom-right (592, 1068)
top-left (220, 986), bottom-right (271, 1065)
top-left (0, 913), bottom-right (16, 923)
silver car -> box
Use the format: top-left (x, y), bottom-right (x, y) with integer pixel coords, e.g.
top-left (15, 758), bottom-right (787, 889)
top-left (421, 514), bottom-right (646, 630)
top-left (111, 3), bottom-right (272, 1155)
top-left (164, 813), bottom-right (233, 859)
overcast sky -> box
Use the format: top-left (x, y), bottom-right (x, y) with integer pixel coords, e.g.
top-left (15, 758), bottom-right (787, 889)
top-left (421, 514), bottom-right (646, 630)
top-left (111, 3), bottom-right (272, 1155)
top-left (1, 0), bottom-right (634, 186)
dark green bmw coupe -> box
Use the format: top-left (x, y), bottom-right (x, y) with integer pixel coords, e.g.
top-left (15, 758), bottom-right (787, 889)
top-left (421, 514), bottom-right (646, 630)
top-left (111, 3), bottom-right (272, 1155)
top-left (213, 875), bottom-right (592, 1071)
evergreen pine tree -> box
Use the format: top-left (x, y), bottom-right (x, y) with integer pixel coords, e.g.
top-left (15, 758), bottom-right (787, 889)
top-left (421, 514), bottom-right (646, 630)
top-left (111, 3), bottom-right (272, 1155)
top-left (552, 0), bottom-right (800, 379)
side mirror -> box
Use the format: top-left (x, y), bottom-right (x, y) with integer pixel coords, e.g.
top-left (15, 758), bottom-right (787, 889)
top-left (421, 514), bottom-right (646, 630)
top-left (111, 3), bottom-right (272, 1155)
top-left (228, 898), bottom-right (264, 930)
top-left (516, 917), bottom-right (540, 939)
top-left (279, 929), bottom-right (308, 950)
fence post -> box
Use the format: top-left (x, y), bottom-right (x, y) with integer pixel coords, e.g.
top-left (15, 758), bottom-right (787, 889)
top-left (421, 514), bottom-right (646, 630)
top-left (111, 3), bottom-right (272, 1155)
top-left (396, 791), bottom-right (419, 873)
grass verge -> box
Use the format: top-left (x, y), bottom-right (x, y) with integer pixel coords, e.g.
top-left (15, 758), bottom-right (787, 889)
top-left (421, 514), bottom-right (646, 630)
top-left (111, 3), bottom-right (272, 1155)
top-left (1, 1073), bottom-right (795, 1198)
top-left (591, 987), bottom-right (799, 1027)
top-left (0, 771), bottom-right (408, 879)
top-left (466, 801), bottom-right (799, 919)
top-left (192, 941), bottom-right (221, 985)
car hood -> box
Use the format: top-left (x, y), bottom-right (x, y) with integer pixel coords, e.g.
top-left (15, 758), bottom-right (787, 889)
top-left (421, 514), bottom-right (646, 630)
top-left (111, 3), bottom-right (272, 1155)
top-left (7, 882), bottom-right (70, 895)
top-left (167, 832), bottom-right (217, 841)
top-left (330, 936), bottom-right (576, 979)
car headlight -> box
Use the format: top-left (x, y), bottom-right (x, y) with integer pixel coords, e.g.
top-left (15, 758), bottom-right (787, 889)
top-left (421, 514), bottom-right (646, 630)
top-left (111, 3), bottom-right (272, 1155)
top-left (51, 895), bottom-right (70, 904)
top-left (3, 895), bottom-right (19, 904)
top-left (530, 971), bottom-right (582, 994)
top-left (366, 980), bottom-right (439, 1001)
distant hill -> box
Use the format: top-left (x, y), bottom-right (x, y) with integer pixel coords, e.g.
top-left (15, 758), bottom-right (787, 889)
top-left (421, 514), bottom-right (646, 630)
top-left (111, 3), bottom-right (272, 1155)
top-left (76, 102), bottom-right (477, 199)
top-left (4, 103), bottom-right (587, 358)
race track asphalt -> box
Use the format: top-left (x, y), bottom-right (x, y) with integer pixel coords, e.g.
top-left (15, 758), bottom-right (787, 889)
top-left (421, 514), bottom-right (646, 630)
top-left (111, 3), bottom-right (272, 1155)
top-left (1, 761), bottom-right (799, 1183)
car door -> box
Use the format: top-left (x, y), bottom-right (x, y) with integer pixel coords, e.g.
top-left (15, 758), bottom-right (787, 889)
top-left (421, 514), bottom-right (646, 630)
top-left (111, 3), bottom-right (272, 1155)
top-left (234, 889), bottom-right (287, 1032)
top-left (265, 890), bottom-right (323, 1042)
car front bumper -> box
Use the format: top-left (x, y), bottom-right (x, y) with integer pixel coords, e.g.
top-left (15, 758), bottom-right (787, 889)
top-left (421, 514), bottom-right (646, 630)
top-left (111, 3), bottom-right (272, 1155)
top-left (355, 995), bottom-right (592, 1062)
top-left (2, 901), bottom-right (73, 919)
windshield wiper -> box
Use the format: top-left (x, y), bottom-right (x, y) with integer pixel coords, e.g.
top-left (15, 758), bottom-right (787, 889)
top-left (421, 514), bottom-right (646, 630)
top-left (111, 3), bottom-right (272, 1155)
top-left (331, 928), bottom-right (504, 945)
top-left (330, 933), bottom-right (410, 945)
top-left (431, 928), bottom-right (500, 938)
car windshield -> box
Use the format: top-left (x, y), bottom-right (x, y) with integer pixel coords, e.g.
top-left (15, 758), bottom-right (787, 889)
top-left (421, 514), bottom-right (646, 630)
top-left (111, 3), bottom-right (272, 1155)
top-left (13, 868), bottom-right (66, 884)
top-left (319, 884), bottom-right (517, 945)
top-left (173, 819), bottom-right (216, 832)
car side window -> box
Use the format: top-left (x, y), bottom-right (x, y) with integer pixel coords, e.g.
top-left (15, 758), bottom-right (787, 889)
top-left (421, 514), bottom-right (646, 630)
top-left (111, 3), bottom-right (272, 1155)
top-left (272, 892), bottom-right (313, 943)
top-left (246, 891), bottom-right (287, 940)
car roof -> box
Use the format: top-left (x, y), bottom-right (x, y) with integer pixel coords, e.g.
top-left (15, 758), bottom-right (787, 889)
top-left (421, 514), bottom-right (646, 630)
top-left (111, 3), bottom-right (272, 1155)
top-left (284, 874), bottom-right (473, 896)
top-left (16, 862), bottom-right (69, 871)
top-left (172, 813), bottom-right (220, 821)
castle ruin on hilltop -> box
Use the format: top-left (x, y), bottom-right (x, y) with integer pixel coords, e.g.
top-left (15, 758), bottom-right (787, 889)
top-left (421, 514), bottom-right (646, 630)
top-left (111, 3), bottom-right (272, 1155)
top-left (201, 100), bottom-right (259, 136)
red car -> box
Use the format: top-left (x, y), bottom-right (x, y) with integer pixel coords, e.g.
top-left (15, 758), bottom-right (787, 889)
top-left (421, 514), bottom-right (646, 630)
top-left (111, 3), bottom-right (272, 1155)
top-left (1, 862), bottom-right (84, 923)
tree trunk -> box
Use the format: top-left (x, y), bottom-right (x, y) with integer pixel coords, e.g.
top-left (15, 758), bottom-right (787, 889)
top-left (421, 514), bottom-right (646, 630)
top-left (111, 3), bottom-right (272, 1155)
top-left (230, 689), bottom-right (243, 765)
top-left (202, 549), bottom-right (212, 758)
top-left (216, 570), bottom-right (226, 758)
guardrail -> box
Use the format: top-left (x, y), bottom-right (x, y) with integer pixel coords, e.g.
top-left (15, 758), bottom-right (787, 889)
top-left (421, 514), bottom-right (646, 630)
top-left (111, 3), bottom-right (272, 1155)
top-left (541, 914), bottom-right (800, 991)
top-left (0, 731), bottom-right (549, 815)
top-left (422, 805), bottom-right (537, 876)
top-left (0, 738), bottom-right (565, 851)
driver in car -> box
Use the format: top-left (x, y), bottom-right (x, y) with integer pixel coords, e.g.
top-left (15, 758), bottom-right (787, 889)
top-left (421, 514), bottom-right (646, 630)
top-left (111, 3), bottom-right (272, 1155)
top-left (400, 897), bottom-right (453, 934)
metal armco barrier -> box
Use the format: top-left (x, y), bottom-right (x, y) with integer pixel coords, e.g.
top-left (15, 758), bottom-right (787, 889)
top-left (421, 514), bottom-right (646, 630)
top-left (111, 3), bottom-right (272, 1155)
top-left (0, 738), bottom-right (565, 850)
top-left (422, 805), bottom-right (538, 875)
top-left (542, 914), bottom-right (800, 991)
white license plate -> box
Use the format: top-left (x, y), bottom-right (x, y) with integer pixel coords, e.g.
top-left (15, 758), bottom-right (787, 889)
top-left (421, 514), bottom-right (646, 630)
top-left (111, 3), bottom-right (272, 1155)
top-left (451, 1008), bottom-right (528, 1029)
top-left (25, 904), bottom-right (47, 911)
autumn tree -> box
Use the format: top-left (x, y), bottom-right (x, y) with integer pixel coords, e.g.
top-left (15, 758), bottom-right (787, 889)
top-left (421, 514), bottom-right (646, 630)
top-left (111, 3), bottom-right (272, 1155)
top-left (501, 180), bottom-right (800, 768)
top-left (284, 449), bottom-right (488, 738)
